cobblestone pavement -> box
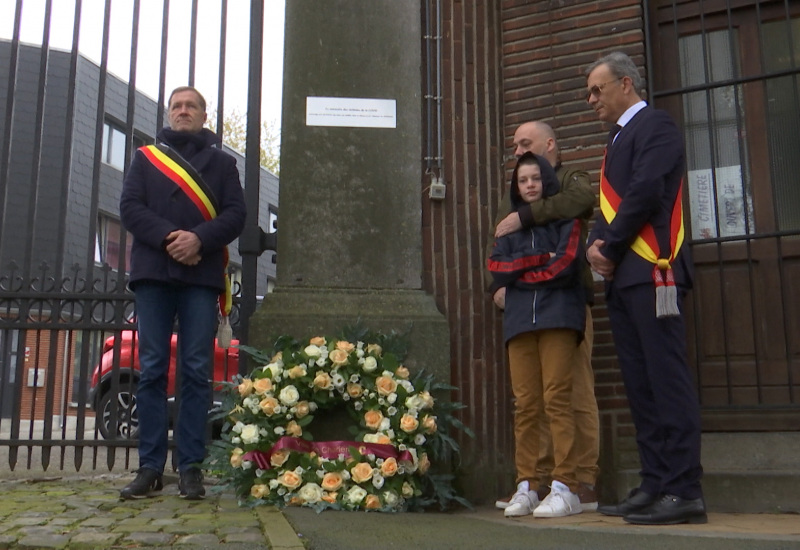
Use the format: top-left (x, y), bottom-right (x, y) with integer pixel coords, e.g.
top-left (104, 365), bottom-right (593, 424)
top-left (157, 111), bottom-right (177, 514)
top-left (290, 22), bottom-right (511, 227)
top-left (2, 469), bottom-right (800, 550)
top-left (0, 472), bottom-right (303, 549)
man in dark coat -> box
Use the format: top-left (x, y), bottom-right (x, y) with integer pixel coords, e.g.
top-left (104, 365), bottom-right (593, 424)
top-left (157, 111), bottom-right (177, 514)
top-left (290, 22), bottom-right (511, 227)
top-left (585, 51), bottom-right (706, 525)
top-left (119, 86), bottom-right (246, 500)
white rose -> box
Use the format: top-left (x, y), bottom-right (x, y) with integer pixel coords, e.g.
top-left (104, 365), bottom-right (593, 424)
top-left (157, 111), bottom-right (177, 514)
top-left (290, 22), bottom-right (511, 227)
top-left (363, 433), bottom-right (378, 443)
top-left (264, 362), bottom-right (283, 377)
top-left (405, 394), bottom-right (425, 410)
top-left (345, 485), bottom-right (368, 505)
top-left (279, 385), bottom-right (300, 406)
top-left (240, 424), bottom-right (260, 445)
top-left (383, 490), bottom-right (399, 507)
top-left (298, 482), bottom-right (324, 503)
top-left (304, 345), bottom-right (321, 357)
top-left (362, 356), bottom-right (378, 372)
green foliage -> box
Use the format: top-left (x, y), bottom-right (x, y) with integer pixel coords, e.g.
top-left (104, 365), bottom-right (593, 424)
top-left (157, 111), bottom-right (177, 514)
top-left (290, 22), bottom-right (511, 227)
top-left (208, 108), bottom-right (280, 174)
top-left (204, 327), bottom-right (473, 513)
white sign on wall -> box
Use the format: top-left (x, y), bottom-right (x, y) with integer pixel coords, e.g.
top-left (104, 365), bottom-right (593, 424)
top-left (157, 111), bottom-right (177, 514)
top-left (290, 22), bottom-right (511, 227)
top-left (687, 165), bottom-right (749, 239)
top-left (306, 97), bottom-right (396, 129)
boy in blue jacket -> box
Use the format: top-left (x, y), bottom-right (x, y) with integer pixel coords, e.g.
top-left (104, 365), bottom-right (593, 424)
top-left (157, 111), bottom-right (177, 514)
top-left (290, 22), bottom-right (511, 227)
top-left (488, 152), bottom-right (586, 518)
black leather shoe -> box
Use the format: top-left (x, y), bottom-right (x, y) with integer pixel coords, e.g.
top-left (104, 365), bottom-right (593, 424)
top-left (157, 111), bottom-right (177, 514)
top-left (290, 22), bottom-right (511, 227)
top-left (597, 488), bottom-right (657, 517)
top-left (623, 494), bottom-right (707, 525)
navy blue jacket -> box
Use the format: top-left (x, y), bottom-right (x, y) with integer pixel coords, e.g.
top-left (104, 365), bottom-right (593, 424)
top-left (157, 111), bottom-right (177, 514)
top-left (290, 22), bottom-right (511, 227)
top-left (488, 153), bottom-right (586, 344)
top-left (588, 106), bottom-right (693, 290)
top-left (120, 128), bottom-right (246, 292)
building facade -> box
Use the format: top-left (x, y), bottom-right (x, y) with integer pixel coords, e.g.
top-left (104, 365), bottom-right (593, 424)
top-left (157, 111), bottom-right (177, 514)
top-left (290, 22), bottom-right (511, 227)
top-left (422, 0), bottom-right (799, 510)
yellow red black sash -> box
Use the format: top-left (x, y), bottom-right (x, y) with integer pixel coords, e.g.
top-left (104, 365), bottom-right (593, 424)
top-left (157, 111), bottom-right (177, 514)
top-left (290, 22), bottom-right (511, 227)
top-left (599, 151), bottom-right (685, 317)
top-left (140, 144), bottom-right (233, 339)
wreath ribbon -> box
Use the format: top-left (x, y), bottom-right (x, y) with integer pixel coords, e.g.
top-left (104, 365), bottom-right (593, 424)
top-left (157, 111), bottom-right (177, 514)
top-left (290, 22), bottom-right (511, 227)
top-left (243, 436), bottom-right (414, 470)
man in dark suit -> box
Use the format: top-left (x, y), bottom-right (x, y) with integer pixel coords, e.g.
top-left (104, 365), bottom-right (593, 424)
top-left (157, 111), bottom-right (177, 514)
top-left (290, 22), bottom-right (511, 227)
top-left (584, 52), bottom-right (706, 525)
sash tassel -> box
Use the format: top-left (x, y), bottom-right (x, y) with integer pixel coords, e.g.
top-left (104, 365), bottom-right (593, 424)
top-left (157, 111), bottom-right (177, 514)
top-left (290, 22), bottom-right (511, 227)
top-left (600, 149), bottom-right (684, 318)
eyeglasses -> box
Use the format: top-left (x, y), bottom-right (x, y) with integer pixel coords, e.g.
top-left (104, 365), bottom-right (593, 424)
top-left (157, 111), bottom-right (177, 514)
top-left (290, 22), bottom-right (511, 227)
top-left (585, 77), bottom-right (623, 102)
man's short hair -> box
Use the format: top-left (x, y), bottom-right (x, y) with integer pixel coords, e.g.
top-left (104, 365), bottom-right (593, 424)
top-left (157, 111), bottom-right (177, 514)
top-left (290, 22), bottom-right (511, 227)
top-left (168, 86), bottom-right (207, 111)
top-left (585, 51), bottom-right (644, 94)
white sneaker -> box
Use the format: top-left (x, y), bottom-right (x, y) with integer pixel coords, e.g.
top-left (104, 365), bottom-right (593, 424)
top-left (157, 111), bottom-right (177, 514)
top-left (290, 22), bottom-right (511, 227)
top-left (504, 481), bottom-right (540, 517)
top-left (533, 480), bottom-right (582, 518)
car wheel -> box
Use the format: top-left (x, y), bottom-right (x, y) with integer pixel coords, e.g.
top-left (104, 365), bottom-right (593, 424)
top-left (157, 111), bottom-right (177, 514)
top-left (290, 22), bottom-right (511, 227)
top-left (97, 383), bottom-right (139, 439)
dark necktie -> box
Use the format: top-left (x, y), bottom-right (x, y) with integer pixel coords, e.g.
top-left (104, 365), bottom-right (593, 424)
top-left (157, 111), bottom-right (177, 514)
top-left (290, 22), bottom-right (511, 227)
top-left (607, 124), bottom-right (622, 148)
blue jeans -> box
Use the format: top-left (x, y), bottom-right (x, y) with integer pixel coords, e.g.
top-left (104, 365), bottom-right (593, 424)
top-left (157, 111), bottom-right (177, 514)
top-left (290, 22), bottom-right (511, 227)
top-left (134, 281), bottom-right (219, 473)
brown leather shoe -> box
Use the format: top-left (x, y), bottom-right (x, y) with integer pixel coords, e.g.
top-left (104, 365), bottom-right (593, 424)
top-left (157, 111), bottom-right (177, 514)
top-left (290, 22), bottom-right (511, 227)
top-left (536, 484), bottom-right (551, 501)
top-left (577, 483), bottom-right (598, 511)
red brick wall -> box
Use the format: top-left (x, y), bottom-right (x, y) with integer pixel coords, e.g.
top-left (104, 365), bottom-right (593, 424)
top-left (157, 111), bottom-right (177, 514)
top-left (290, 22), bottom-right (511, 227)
top-left (19, 330), bottom-right (71, 421)
top-left (422, 0), bottom-right (647, 502)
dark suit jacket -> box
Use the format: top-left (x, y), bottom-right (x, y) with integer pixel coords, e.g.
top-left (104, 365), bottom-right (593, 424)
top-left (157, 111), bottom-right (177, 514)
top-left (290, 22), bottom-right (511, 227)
top-left (588, 106), bottom-right (693, 290)
top-left (120, 129), bottom-right (247, 292)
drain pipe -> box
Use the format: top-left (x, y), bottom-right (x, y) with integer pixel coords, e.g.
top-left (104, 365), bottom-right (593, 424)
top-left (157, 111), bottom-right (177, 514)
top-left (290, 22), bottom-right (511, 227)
top-left (425, 0), bottom-right (445, 200)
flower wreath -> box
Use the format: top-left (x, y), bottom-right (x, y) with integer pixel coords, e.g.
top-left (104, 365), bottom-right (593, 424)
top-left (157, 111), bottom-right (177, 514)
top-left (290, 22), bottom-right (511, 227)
top-left (208, 330), bottom-right (470, 512)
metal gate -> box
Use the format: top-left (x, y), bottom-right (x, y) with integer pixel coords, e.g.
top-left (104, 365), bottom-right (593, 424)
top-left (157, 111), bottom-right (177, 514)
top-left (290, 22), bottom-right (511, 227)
top-left (0, 1), bottom-right (274, 472)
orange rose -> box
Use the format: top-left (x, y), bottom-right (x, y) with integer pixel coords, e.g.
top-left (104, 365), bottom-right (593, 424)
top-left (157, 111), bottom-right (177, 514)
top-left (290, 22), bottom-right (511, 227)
top-left (365, 494), bottom-right (381, 509)
top-left (322, 491), bottom-right (338, 504)
top-left (375, 434), bottom-right (392, 445)
top-left (375, 376), bottom-right (398, 396)
top-left (287, 365), bottom-right (307, 379)
top-left (422, 415), bottom-right (437, 434)
top-left (270, 351), bottom-right (283, 362)
top-left (294, 401), bottom-right (311, 419)
top-left (350, 462), bottom-right (374, 484)
top-left (328, 349), bottom-right (349, 366)
top-left (347, 383), bottom-right (363, 398)
top-left (364, 410), bottom-right (384, 430)
top-left (420, 390), bottom-right (435, 409)
top-left (321, 471), bottom-right (344, 491)
top-left (366, 343), bottom-right (382, 355)
top-left (237, 378), bottom-right (254, 396)
top-left (279, 470), bottom-right (302, 489)
top-left (395, 366), bottom-right (410, 379)
top-left (286, 420), bottom-right (302, 437)
top-left (400, 414), bottom-right (419, 433)
top-left (250, 483), bottom-right (269, 498)
top-left (230, 447), bottom-right (245, 468)
top-left (288, 496), bottom-right (303, 506)
top-left (259, 396), bottom-right (279, 416)
top-left (380, 457), bottom-right (398, 477)
top-left (252, 377), bottom-right (273, 395)
top-left (270, 449), bottom-right (290, 467)
top-left (313, 372), bottom-right (333, 390)
top-left (309, 336), bottom-right (326, 346)
top-left (336, 340), bottom-right (355, 353)
top-left (418, 452), bottom-right (431, 474)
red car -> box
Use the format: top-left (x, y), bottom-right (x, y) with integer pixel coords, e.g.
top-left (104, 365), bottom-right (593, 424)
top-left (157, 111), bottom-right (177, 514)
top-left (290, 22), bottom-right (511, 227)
top-left (89, 331), bottom-right (239, 439)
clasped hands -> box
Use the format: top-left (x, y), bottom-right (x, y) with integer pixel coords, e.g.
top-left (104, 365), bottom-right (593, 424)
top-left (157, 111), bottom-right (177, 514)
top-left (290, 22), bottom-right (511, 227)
top-left (165, 230), bottom-right (202, 266)
top-left (586, 239), bottom-right (615, 280)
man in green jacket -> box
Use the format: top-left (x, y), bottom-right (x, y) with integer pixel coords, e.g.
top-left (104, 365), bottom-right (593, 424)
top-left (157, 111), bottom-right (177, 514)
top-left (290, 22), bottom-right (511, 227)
top-left (487, 121), bottom-right (600, 516)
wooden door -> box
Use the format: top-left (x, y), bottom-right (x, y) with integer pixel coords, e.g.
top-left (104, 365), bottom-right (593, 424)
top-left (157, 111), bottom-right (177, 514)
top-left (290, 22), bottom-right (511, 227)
top-left (649, 0), bottom-right (800, 430)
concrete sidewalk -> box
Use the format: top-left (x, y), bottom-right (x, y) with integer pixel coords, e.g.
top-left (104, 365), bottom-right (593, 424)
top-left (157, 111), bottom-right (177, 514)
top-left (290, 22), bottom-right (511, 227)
top-left (1, 470), bottom-right (799, 549)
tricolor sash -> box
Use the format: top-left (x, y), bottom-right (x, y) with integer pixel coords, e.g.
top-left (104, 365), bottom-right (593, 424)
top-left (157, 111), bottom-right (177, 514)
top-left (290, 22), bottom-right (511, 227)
top-left (140, 144), bottom-right (234, 346)
top-left (599, 150), bottom-right (685, 318)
